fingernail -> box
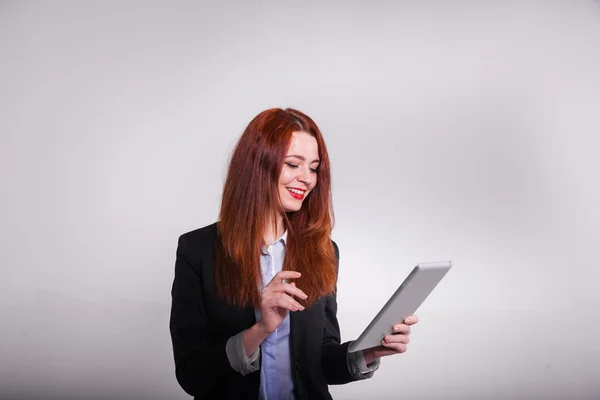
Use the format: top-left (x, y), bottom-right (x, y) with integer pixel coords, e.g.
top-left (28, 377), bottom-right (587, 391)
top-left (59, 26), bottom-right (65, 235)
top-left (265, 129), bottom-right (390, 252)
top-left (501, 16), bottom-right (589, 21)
top-left (385, 336), bottom-right (391, 342)
top-left (394, 326), bottom-right (400, 332)
top-left (405, 318), bottom-right (411, 323)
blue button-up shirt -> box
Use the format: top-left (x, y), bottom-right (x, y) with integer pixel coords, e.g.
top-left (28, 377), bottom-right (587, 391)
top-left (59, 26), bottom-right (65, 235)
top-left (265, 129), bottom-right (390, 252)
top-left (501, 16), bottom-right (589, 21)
top-left (255, 230), bottom-right (294, 400)
top-left (224, 231), bottom-right (380, 397)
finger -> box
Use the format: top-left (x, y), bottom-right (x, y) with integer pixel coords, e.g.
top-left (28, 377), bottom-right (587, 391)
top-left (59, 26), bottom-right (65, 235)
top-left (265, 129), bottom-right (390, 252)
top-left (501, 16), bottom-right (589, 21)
top-left (266, 271), bottom-right (302, 286)
top-left (278, 283), bottom-right (308, 299)
top-left (383, 334), bottom-right (410, 344)
top-left (381, 341), bottom-right (408, 353)
top-left (262, 283), bottom-right (307, 300)
top-left (404, 315), bottom-right (419, 324)
top-left (285, 283), bottom-right (308, 299)
top-left (276, 293), bottom-right (306, 311)
top-left (264, 292), bottom-right (305, 311)
top-left (392, 324), bottom-right (411, 334)
top-left (262, 293), bottom-right (297, 311)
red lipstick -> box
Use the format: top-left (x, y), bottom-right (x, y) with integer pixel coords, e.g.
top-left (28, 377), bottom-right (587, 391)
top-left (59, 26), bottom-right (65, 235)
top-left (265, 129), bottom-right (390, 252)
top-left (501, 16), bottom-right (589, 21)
top-left (287, 188), bottom-right (305, 200)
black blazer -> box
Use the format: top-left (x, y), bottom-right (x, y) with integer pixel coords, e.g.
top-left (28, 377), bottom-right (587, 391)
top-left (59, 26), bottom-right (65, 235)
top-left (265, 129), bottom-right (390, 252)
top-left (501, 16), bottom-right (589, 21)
top-left (169, 222), bottom-right (358, 399)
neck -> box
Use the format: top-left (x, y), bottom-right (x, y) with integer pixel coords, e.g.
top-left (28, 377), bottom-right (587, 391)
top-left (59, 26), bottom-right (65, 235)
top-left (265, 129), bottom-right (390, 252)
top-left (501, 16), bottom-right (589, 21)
top-left (264, 213), bottom-right (285, 245)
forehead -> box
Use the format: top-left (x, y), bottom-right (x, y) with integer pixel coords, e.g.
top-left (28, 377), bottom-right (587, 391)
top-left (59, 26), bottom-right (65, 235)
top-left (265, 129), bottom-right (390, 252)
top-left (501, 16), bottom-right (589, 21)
top-left (287, 131), bottom-right (319, 156)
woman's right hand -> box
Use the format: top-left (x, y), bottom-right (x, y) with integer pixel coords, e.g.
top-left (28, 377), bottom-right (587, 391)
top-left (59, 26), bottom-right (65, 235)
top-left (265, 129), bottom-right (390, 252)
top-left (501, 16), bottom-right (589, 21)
top-left (257, 271), bottom-right (308, 334)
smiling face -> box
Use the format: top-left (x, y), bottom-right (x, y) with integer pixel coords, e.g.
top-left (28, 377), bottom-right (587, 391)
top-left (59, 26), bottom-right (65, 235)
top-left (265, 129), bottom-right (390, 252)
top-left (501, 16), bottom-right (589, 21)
top-left (278, 131), bottom-right (320, 213)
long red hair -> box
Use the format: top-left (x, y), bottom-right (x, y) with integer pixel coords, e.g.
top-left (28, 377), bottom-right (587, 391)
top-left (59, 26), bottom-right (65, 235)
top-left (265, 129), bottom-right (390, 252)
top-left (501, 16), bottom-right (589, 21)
top-left (215, 108), bottom-right (337, 308)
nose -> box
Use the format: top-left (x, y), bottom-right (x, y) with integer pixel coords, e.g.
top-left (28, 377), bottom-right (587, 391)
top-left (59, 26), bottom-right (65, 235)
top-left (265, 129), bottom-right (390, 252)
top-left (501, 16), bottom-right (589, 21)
top-left (298, 167), bottom-right (312, 185)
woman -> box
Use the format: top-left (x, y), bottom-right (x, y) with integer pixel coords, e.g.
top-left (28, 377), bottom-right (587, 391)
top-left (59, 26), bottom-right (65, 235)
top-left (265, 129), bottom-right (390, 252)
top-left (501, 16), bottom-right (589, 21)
top-left (169, 108), bottom-right (418, 399)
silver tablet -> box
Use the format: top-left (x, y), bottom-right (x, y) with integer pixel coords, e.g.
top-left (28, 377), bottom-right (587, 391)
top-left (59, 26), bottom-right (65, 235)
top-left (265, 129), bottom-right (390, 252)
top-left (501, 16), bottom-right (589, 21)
top-left (348, 261), bottom-right (452, 353)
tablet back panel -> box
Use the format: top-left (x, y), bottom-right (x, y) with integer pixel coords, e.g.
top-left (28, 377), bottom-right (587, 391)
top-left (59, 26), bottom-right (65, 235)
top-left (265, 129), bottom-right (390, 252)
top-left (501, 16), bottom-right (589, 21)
top-left (348, 261), bottom-right (452, 353)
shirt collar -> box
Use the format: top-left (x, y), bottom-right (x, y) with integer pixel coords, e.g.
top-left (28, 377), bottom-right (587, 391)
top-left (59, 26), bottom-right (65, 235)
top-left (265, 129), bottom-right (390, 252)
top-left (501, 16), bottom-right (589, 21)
top-left (269, 230), bottom-right (287, 246)
top-left (277, 230), bottom-right (288, 245)
top-left (261, 230), bottom-right (287, 254)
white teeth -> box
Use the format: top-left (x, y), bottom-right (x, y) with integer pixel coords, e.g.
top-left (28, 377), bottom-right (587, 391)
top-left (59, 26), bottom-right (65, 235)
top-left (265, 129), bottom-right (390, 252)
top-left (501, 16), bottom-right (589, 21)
top-left (288, 188), bottom-right (305, 195)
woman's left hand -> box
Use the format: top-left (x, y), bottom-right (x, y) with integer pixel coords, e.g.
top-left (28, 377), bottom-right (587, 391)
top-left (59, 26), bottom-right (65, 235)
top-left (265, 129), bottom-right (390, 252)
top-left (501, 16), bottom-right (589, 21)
top-left (362, 315), bottom-right (419, 365)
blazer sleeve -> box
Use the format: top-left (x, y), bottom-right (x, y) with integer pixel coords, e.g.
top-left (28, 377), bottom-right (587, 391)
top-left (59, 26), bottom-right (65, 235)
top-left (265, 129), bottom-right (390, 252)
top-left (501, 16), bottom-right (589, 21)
top-left (320, 241), bottom-right (357, 385)
top-left (169, 233), bottom-right (233, 397)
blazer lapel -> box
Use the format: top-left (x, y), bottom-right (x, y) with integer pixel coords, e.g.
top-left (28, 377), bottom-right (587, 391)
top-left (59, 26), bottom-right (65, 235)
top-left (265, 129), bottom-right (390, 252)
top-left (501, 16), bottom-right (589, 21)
top-left (290, 307), bottom-right (307, 361)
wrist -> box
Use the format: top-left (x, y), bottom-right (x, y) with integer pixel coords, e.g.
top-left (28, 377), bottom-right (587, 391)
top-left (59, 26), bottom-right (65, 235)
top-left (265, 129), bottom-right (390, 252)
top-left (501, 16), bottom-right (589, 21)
top-left (242, 324), bottom-right (269, 357)
top-left (251, 321), bottom-right (272, 338)
top-left (363, 349), bottom-right (380, 365)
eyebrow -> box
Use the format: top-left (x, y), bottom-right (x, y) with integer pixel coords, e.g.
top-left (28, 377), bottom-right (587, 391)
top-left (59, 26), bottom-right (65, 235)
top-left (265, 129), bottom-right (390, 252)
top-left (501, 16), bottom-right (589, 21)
top-left (286, 154), bottom-right (320, 164)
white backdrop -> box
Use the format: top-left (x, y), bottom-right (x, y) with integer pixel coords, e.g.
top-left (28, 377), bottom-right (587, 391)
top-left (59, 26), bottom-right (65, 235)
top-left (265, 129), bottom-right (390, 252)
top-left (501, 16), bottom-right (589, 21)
top-left (1, 1), bottom-right (599, 399)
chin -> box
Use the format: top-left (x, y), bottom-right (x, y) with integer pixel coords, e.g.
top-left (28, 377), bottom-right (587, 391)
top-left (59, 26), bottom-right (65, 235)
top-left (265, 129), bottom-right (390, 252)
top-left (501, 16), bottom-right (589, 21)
top-left (283, 203), bottom-right (302, 213)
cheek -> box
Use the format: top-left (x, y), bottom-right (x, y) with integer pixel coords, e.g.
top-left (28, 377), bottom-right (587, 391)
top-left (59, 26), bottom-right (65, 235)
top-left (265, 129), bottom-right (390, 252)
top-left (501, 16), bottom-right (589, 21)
top-left (279, 170), bottom-right (292, 186)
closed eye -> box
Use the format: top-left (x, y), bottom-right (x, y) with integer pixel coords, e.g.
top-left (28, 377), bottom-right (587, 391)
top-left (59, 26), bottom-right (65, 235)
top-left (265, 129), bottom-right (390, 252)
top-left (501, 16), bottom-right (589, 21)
top-left (285, 162), bottom-right (319, 173)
